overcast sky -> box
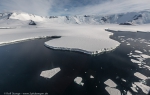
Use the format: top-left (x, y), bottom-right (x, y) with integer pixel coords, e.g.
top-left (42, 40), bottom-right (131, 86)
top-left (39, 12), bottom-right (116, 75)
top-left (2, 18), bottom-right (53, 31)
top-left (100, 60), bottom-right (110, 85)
top-left (0, 0), bottom-right (150, 16)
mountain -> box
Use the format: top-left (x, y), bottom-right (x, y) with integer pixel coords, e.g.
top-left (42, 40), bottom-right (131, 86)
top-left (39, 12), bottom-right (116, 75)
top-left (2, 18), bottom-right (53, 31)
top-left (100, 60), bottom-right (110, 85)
top-left (49, 10), bottom-right (150, 25)
top-left (0, 10), bottom-right (150, 28)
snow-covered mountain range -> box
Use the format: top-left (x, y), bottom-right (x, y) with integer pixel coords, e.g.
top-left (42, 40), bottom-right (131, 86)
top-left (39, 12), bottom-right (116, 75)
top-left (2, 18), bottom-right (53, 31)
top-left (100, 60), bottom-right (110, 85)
top-left (1, 10), bottom-right (150, 26)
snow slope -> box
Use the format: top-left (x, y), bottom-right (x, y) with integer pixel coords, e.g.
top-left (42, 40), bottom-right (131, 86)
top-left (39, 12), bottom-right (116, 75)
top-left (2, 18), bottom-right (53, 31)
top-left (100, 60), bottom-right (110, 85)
top-left (0, 12), bottom-right (45, 21)
top-left (1, 10), bottom-right (150, 25)
top-left (47, 10), bottom-right (150, 24)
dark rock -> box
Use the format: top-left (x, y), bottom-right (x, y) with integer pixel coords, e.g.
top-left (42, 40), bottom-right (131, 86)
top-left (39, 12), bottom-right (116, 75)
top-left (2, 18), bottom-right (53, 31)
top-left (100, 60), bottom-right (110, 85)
top-left (29, 20), bottom-right (36, 25)
top-left (119, 22), bottom-right (132, 25)
top-left (84, 15), bottom-right (90, 17)
top-left (49, 16), bottom-right (58, 18)
top-left (66, 16), bottom-right (69, 20)
top-left (101, 17), bottom-right (107, 22)
top-left (133, 14), bottom-right (142, 20)
top-left (7, 13), bottom-right (12, 19)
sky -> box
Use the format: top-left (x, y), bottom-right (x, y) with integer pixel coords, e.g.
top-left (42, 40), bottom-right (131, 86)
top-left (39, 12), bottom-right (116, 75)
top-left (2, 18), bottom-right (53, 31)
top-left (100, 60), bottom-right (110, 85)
top-left (0, 0), bottom-right (150, 16)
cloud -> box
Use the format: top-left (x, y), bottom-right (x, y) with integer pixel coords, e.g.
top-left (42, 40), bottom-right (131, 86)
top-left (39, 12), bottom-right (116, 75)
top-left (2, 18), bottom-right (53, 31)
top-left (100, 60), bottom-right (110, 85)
top-left (0, 0), bottom-right (53, 16)
top-left (62, 0), bottom-right (150, 15)
top-left (0, 0), bottom-right (150, 16)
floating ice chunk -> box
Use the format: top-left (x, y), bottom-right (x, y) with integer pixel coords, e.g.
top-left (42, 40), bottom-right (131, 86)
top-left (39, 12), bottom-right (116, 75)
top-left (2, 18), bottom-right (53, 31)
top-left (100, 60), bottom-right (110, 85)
top-left (131, 55), bottom-right (141, 58)
top-left (105, 87), bottom-right (121, 95)
top-left (134, 72), bottom-right (147, 80)
top-left (131, 59), bottom-right (141, 64)
top-left (136, 58), bottom-right (144, 62)
top-left (143, 65), bottom-right (150, 70)
top-left (90, 75), bottom-right (94, 79)
top-left (132, 83), bottom-right (137, 88)
top-left (40, 68), bottom-right (61, 79)
top-left (127, 91), bottom-right (132, 95)
top-left (129, 52), bottom-right (133, 55)
top-left (134, 82), bottom-right (150, 94)
top-left (127, 43), bottom-right (130, 45)
top-left (143, 49), bottom-right (147, 52)
top-left (118, 36), bottom-right (125, 38)
top-left (45, 34), bottom-right (120, 55)
top-left (121, 40), bottom-right (125, 42)
top-left (104, 79), bottom-right (117, 87)
top-left (74, 77), bottom-right (82, 84)
top-left (74, 77), bottom-right (84, 86)
top-left (121, 78), bottom-right (127, 82)
top-left (81, 83), bottom-right (84, 86)
top-left (131, 83), bottom-right (138, 92)
top-left (131, 87), bottom-right (138, 92)
top-left (135, 50), bottom-right (142, 54)
top-left (140, 54), bottom-right (150, 59)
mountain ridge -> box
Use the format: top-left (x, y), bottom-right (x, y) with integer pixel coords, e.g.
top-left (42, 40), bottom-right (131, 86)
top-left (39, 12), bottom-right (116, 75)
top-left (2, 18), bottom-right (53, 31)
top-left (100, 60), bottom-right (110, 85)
top-left (0, 10), bottom-right (150, 25)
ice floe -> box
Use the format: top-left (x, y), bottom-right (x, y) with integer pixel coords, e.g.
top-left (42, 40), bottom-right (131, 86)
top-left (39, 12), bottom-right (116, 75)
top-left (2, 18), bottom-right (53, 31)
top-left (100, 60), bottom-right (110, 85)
top-left (40, 68), bottom-right (61, 79)
top-left (140, 54), bottom-right (150, 59)
top-left (104, 79), bottom-right (117, 87)
top-left (131, 55), bottom-right (141, 58)
top-left (131, 87), bottom-right (138, 92)
top-left (134, 72), bottom-right (148, 80)
top-left (131, 59), bottom-right (141, 64)
top-left (127, 43), bottom-right (130, 45)
top-left (121, 78), bottom-right (127, 82)
top-left (134, 82), bottom-right (150, 94)
top-left (135, 50), bottom-right (143, 54)
top-left (143, 65), bottom-right (150, 70)
top-left (105, 87), bottom-right (121, 95)
top-left (90, 75), bottom-right (94, 79)
top-left (131, 83), bottom-right (138, 92)
top-left (74, 77), bottom-right (84, 86)
top-left (127, 91), bottom-right (132, 95)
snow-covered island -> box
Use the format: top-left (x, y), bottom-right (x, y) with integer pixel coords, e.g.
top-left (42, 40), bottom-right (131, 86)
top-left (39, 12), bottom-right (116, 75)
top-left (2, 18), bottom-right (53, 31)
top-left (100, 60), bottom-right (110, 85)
top-left (0, 11), bottom-right (150, 55)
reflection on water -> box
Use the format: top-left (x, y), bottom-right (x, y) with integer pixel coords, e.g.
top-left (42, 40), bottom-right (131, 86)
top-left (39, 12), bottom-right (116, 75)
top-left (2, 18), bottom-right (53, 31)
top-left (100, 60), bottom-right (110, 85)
top-left (0, 32), bottom-right (150, 95)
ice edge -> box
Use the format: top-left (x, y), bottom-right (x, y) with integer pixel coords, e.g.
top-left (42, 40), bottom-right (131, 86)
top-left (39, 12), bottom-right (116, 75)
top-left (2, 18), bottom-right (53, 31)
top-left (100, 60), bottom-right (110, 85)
top-left (44, 41), bottom-right (120, 55)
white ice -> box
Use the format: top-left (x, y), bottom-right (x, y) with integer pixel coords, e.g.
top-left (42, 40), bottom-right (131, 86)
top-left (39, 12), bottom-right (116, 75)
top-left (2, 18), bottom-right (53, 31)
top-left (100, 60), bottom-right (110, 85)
top-left (127, 91), bottom-right (132, 95)
top-left (131, 59), bottom-right (141, 64)
top-left (134, 72), bottom-right (148, 80)
top-left (131, 83), bottom-right (138, 92)
top-left (121, 78), bottom-right (127, 82)
top-left (105, 87), bottom-right (121, 95)
top-left (131, 87), bottom-right (138, 93)
top-left (135, 82), bottom-right (150, 94)
top-left (104, 79), bottom-right (117, 87)
top-left (140, 54), bottom-right (150, 59)
top-left (127, 43), bottom-right (130, 45)
top-left (74, 77), bottom-right (84, 86)
top-left (40, 68), bottom-right (61, 79)
top-left (131, 55), bottom-right (141, 58)
top-left (143, 65), bottom-right (150, 70)
top-left (135, 50), bottom-right (143, 54)
top-left (90, 75), bottom-right (94, 79)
